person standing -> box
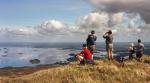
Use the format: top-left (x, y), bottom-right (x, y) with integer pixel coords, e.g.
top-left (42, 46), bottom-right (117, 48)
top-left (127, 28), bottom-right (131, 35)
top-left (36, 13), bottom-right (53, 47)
top-left (103, 30), bottom-right (113, 60)
top-left (135, 39), bottom-right (144, 61)
top-left (86, 30), bottom-right (97, 58)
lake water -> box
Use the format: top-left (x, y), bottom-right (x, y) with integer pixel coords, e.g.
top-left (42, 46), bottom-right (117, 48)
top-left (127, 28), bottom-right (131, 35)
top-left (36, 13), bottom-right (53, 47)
top-left (0, 42), bottom-right (149, 68)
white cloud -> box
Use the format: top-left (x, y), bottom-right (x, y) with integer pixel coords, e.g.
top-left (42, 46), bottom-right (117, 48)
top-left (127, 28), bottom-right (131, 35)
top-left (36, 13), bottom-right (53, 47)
top-left (0, 11), bottom-right (149, 42)
top-left (34, 20), bottom-right (70, 37)
top-left (41, 20), bottom-right (66, 31)
top-left (76, 12), bottom-right (145, 34)
top-left (0, 26), bottom-right (38, 36)
top-left (108, 12), bottom-right (124, 27)
top-left (7, 28), bottom-right (38, 36)
top-left (75, 12), bottom-right (149, 42)
top-left (77, 12), bottom-right (109, 29)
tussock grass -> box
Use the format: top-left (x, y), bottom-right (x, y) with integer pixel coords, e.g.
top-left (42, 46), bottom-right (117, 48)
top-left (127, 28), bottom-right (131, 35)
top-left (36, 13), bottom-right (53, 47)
top-left (0, 55), bottom-right (150, 83)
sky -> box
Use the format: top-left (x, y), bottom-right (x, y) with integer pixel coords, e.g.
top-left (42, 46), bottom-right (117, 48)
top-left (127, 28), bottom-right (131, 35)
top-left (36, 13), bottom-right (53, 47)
top-left (0, 0), bottom-right (92, 26)
top-left (0, 0), bottom-right (150, 42)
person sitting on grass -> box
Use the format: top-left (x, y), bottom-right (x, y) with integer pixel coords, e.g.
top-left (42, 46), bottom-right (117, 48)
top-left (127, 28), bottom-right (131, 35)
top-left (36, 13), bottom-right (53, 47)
top-left (135, 39), bottom-right (144, 61)
top-left (76, 44), bottom-right (93, 65)
top-left (128, 43), bottom-right (135, 60)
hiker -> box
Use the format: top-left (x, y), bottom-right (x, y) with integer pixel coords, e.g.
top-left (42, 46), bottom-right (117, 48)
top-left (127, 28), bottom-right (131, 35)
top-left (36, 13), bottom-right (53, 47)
top-left (76, 44), bottom-right (93, 64)
top-left (135, 39), bottom-right (144, 61)
top-left (86, 30), bottom-right (97, 58)
top-left (103, 30), bottom-right (113, 60)
top-left (128, 43), bottom-right (135, 60)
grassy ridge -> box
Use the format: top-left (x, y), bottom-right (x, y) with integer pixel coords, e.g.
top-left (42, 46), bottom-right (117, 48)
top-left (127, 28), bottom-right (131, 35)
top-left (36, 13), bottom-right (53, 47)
top-left (0, 55), bottom-right (150, 83)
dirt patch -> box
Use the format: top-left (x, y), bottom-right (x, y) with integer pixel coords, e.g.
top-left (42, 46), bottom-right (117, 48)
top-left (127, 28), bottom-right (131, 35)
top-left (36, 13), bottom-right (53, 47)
top-left (0, 65), bottom-right (59, 78)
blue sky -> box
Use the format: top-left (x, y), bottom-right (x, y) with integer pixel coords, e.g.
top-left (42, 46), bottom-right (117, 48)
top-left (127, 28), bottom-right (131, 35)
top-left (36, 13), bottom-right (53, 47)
top-left (0, 0), bottom-right (93, 26)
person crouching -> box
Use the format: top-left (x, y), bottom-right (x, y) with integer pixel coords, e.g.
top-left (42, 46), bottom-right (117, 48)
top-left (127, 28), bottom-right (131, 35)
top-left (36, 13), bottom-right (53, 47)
top-left (76, 44), bottom-right (93, 65)
top-left (128, 43), bottom-right (135, 60)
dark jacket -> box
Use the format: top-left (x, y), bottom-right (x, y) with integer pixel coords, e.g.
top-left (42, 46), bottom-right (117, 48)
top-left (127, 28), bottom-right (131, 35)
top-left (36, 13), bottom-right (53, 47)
top-left (86, 34), bottom-right (97, 45)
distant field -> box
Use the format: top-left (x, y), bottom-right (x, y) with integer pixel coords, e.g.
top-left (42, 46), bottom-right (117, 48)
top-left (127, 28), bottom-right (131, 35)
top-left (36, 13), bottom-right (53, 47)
top-left (0, 55), bottom-right (150, 83)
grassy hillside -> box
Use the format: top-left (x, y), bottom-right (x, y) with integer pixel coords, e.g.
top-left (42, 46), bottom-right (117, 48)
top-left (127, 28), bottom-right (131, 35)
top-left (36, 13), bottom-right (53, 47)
top-left (0, 55), bottom-right (150, 83)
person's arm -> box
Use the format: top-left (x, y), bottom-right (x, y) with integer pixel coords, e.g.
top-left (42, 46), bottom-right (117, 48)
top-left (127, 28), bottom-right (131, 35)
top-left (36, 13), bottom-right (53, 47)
top-left (103, 32), bottom-right (108, 38)
top-left (86, 35), bottom-right (90, 42)
top-left (134, 46), bottom-right (136, 50)
top-left (142, 44), bottom-right (145, 51)
top-left (94, 36), bottom-right (97, 41)
top-left (77, 51), bottom-right (85, 57)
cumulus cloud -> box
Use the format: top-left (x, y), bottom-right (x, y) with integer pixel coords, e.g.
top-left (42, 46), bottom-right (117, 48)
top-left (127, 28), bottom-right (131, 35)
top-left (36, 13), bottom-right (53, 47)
top-left (7, 28), bottom-right (38, 36)
top-left (76, 12), bottom-right (145, 34)
top-left (37, 20), bottom-right (67, 35)
top-left (0, 12), bottom-right (149, 42)
top-left (0, 0), bottom-right (150, 42)
top-left (40, 20), bottom-right (66, 31)
top-left (0, 26), bottom-right (38, 36)
top-left (77, 12), bottom-right (109, 29)
top-left (89, 0), bottom-right (150, 23)
top-left (75, 11), bottom-right (150, 41)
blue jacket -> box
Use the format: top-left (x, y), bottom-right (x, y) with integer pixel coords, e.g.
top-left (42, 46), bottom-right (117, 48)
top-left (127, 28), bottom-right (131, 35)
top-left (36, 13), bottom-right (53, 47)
top-left (86, 34), bottom-right (97, 45)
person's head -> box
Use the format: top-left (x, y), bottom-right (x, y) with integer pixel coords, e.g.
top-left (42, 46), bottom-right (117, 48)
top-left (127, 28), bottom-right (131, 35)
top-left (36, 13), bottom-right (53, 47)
top-left (91, 30), bottom-right (95, 34)
top-left (107, 30), bottom-right (112, 35)
top-left (138, 39), bottom-right (141, 43)
top-left (82, 44), bottom-right (87, 49)
top-left (130, 43), bottom-right (134, 47)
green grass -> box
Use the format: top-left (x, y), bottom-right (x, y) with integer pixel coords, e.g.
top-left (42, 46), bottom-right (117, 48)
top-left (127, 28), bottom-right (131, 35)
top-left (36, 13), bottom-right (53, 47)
top-left (0, 55), bottom-right (150, 83)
